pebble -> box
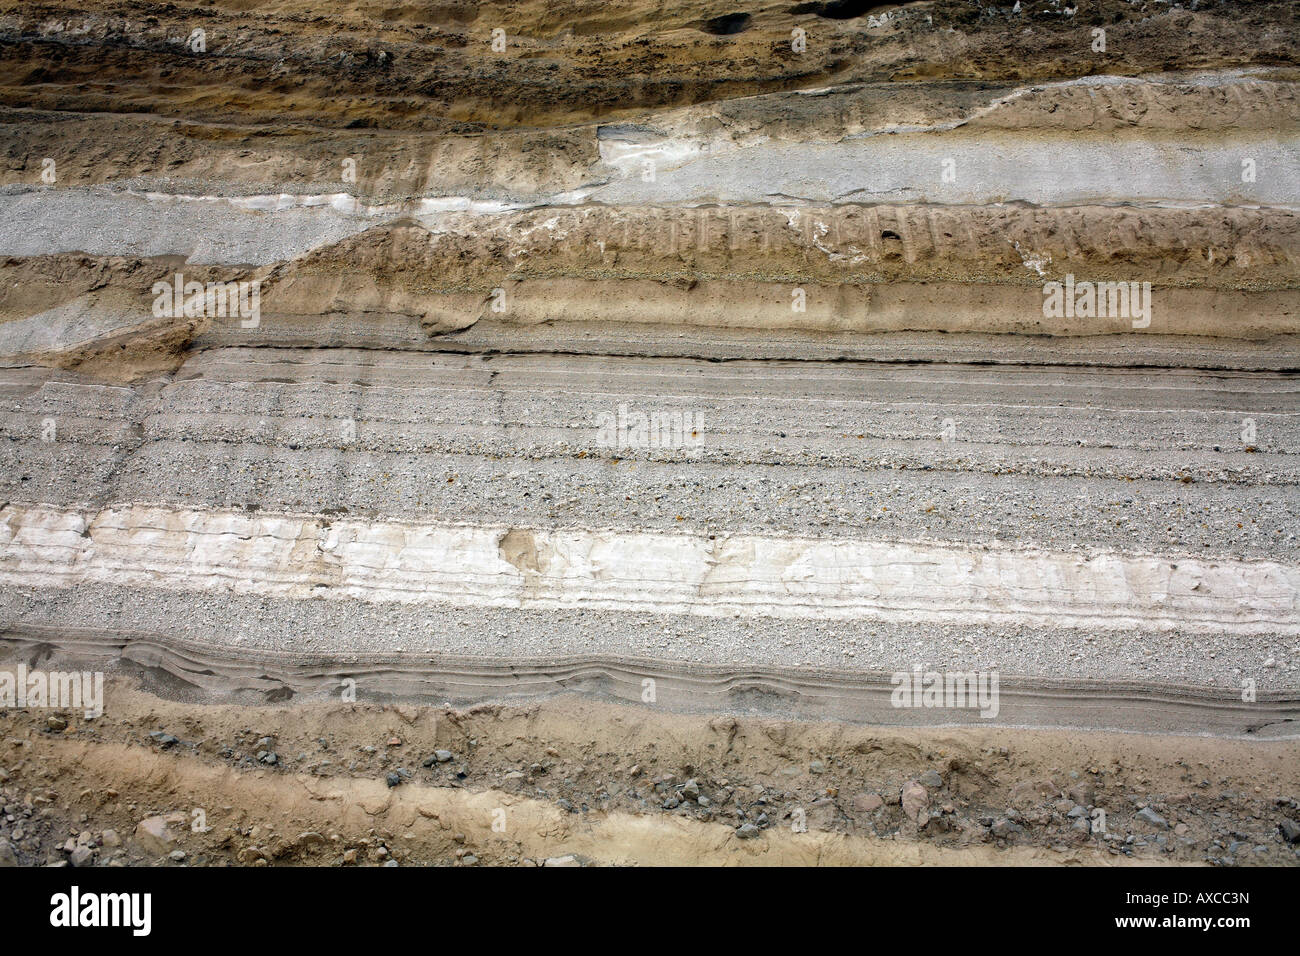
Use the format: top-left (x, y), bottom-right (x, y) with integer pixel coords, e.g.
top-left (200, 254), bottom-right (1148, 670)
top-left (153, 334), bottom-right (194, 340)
top-left (1135, 807), bottom-right (1168, 828)
top-left (852, 793), bottom-right (883, 813)
top-left (991, 818), bottom-right (1025, 839)
top-left (901, 780), bottom-right (929, 824)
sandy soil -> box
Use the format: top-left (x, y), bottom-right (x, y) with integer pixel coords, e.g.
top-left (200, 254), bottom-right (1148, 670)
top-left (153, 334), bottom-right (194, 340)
top-left (2, 675), bottom-right (1298, 867)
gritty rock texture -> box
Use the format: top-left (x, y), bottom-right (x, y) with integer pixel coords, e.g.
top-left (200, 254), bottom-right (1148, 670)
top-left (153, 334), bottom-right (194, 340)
top-left (0, 0), bottom-right (1296, 867)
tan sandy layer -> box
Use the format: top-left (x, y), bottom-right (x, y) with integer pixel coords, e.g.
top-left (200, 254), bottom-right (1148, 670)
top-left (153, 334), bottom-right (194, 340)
top-left (0, 678), bottom-right (1297, 866)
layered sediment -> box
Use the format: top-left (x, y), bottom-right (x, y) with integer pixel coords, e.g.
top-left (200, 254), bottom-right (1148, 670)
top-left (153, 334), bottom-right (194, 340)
top-left (1, 2), bottom-right (1297, 743)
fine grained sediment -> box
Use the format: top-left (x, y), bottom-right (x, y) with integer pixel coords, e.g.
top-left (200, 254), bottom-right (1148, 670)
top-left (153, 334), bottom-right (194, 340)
top-left (0, 0), bottom-right (1298, 742)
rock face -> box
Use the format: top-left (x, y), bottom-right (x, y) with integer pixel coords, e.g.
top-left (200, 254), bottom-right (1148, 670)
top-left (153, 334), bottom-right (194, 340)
top-left (0, 0), bottom-right (1296, 870)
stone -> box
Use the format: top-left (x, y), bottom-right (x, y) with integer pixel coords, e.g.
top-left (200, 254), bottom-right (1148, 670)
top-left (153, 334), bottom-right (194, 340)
top-left (1067, 783), bottom-right (1096, 806)
top-left (1136, 807), bottom-right (1168, 828)
top-left (901, 780), bottom-right (929, 824)
top-left (918, 769), bottom-right (944, 789)
top-left (852, 792), bottom-right (884, 813)
top-left (991, 817), bottom-right (1026, 840)
top-left (1279, 819), bottom-right (1300, 844)
top-left (134, 815), bottom-right (178, 855)
top-left (807, 798), bottom-right (840, 831)
top-left (543, 855), bottom-right (581, 867)
top-left (100, 829), bottom-right (121, 848)
top-left (735, 823), bottom-right (761, 840)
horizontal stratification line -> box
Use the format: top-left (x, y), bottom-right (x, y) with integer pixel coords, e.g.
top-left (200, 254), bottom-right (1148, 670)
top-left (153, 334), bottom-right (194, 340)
top-left (1, 502), bottom-right (1296, 634)
top-left (2, 624), bottom-right (1295, 738)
